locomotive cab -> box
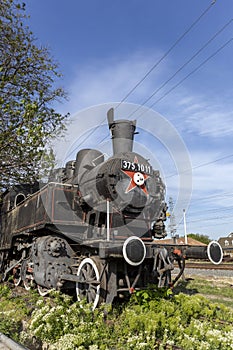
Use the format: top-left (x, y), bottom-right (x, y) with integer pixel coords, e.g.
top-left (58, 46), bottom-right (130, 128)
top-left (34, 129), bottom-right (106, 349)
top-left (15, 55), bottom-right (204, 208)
top-left (0, 183), bottom-right (40, 213)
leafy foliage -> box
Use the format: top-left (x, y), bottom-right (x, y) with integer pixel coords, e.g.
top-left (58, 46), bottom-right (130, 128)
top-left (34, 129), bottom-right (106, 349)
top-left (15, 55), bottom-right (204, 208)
top-left (0, 0), bottom-right (68, 192)
top-left (131, 284), bottom-right (173, 309)
top-left (1, 282), bottom-right (233, 349)
top-left (187, 233), bottom-right (211, 245)
top-left (0, 283), bottom-right (40, 340)
top-left (25, 292), bottom-right (233, 350)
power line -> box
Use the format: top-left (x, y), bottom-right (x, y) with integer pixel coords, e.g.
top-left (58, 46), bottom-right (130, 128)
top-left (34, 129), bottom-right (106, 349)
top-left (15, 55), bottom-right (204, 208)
top-left (65, 2), bottom-right (219, 156)
top-left (187, 217), bottom-right (225, 224)
top-left (115, 0), bottom-right (217, 109)
top-left (192, 154), bottom-right (233, 170)
top-left (99, 34), bottom-right (233, 147)
top-left (190, 193), bottom-right (233, 205)
top-left (177, 219), bottom-right (232, 230)
top-left (194, 221), bottom-right (232, 228)
top-left (175, 212), bottom-right (233, 230)
top-left (188, 206), bottom-right (233, 216)
top-left (65, 123), bottom-right (105, 160)
top-left (193, 191), bottom-right (233, 202)
top-left (65, 4), bottom-right (229, 160)
top-left (166, 153), bottom-right (233, 179)
top-left (147, 37), bottom-right (233, 109)
top-left (186, 213), bottom-right (233, 224)
top-left (127, 18), bottom-right (233, 118)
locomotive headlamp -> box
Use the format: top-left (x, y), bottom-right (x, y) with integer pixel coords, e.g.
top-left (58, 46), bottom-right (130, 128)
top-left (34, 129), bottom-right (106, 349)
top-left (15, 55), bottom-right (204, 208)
top-left (123, 236), bottom-right (146, 266)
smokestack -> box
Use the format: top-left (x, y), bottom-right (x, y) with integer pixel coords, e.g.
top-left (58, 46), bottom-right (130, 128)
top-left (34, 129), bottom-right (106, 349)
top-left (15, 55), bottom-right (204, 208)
top-left (107, 108), bottom-right (137, 155)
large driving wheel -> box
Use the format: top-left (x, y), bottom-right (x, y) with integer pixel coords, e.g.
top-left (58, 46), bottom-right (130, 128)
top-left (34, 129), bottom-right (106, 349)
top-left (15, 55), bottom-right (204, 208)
top-left (21, 259), bottom-right (34, 291)
top-left (0, 252), bottom-right (5, 281)
top-left (37, 284), bottom-right (51, 296)
top-left (76, 257), bottom-right (107, 309)
top-left (13, 265), bottom-right (21, 286)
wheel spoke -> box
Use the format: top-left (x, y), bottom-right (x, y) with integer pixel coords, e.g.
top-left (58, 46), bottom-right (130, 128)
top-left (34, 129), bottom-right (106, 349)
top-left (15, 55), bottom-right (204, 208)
top-left (90, 283), bottom-right (97, 291)
top-left (86, 263), bottom-right (91, 276)
top-left (37, 285), bottom-right (51, 296)
top-left (76, 257), bottom-right (106, 309)
top-left (82, 267), bottom-right (88, 280)
top-left (89, 288), bottom-right (96, 302)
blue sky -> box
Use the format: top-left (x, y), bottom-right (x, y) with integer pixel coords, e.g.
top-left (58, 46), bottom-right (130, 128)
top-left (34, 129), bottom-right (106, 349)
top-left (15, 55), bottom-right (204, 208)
top-left (25, 0), bottom-right (233, 240)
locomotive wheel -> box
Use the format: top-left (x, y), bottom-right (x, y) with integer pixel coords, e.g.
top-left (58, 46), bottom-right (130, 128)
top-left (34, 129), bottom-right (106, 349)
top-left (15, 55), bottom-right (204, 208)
top-left (37, 285), bottom-right (51, 296)
top-left (13, 265), bottom-right (21, 287)
top-left (0, 252), bottom-right (5, 281)
top-left (21, 260), bottom-right (34, 291)
top-left (76, 257), bottom-right (106, 309)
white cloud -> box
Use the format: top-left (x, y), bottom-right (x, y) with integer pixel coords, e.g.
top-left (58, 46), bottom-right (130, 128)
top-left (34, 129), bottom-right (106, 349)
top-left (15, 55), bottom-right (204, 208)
top-left (64, 50), bottom-right (167, 114)
top-left (185, 109), bottom-right (233, 137)
top-left (192, 161), bottom-right (233, 197)
top-left (169, 91), bottom-right (233, 138)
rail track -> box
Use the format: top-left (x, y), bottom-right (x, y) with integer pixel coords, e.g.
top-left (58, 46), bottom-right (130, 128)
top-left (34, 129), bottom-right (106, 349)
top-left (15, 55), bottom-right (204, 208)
top-left (172, 260), bottom-right (233, 282)
top-left (183, 262), bottom-right (233, 270)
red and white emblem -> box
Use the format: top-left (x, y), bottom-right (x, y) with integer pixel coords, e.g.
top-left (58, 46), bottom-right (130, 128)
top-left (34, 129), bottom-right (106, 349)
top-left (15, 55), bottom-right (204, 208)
top-left (121, 157), bottom-right (150, 195)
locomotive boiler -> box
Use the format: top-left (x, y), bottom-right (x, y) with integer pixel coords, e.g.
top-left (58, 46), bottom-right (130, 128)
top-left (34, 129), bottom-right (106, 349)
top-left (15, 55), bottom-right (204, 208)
top-left (0, 108), bottom-right (223, 308)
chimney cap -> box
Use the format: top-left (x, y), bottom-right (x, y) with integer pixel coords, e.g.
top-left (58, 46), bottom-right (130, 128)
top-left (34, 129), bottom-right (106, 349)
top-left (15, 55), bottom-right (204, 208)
top-left (107, 108), bottom-right (136, 129)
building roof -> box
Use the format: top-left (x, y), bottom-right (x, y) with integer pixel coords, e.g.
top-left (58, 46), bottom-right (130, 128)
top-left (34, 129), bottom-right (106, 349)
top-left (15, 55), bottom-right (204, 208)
top-left (154, 236), bottom-right (207, 246)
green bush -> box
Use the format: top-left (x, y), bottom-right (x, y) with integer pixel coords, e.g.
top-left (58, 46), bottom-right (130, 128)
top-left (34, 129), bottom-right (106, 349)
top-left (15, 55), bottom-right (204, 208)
top-left (0, 283), bottom-right (41, 341)
top-left (25, 291), bottom-right (233, 350)
top-left (1, 282), bottom-right (233, 349)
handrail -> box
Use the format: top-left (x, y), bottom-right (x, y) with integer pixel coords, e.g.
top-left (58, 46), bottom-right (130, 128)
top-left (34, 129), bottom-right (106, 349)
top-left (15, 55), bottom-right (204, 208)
top-left (0, 332), bottom-right (29, 350)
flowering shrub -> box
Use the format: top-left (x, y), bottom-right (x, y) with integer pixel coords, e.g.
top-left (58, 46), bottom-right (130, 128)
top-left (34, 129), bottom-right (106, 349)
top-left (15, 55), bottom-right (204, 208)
top-left (0, 283), bottom-right (32, 340)
top-left (1, 282), bottom-right (232, 349)
top-left (24, 291), bottom-right (233, 350)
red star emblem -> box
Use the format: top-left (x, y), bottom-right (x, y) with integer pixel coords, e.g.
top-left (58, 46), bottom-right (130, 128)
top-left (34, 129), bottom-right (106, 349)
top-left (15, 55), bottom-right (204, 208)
top-left (121, 157), bottom-right (150, 195)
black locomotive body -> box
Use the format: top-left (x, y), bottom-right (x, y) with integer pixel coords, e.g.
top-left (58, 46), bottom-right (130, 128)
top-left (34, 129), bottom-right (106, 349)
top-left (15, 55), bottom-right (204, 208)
top-left (0, 108), bottom-right (223, 307)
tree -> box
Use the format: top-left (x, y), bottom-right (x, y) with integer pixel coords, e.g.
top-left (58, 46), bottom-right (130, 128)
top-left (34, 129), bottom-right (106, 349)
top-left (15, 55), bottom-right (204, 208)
top-left (187, 233), bottom-right (211, 245)
top-left (0, 0), bottom-right (68, 192)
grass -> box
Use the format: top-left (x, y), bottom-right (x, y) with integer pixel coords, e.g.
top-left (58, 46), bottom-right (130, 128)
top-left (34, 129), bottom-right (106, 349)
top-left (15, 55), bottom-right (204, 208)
top-left (173, 276), bottom-right (233, 309)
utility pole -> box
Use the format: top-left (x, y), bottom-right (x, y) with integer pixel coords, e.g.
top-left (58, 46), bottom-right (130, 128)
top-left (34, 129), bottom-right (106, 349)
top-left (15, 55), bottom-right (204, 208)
top-left (183, 209), bottom-right (188, 244)
top-left (168, 197), bottom-right (177, 238)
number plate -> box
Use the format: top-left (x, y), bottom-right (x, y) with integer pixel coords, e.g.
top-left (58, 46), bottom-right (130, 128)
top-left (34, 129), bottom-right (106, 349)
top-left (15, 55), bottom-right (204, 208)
top-left (121, 160), bottom-right (151, 174)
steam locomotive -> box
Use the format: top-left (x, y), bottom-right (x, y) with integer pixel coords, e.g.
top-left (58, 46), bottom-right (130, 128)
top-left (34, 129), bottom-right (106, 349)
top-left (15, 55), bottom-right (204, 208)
top-left (0, 108), bottom-right (223, 308)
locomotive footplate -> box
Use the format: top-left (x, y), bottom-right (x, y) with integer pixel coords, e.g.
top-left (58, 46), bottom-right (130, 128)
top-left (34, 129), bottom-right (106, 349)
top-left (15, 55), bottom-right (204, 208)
top-left (96, 239), bottom-right (154, 261)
